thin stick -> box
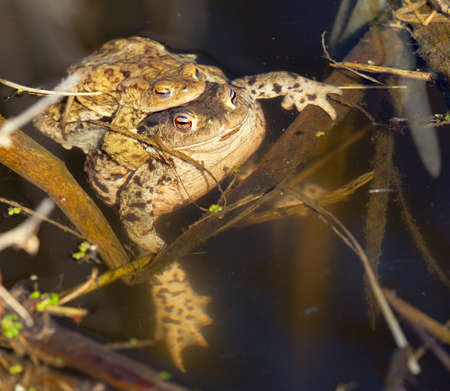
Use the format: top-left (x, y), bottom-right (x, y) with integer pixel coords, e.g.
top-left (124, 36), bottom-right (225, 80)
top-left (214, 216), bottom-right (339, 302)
top-left (0, 198), bottom-right (54, 255)
top-left (330, 62), bottom-right (434, 82)
top-left (297, 196), bottom-right (420, 374)
top-left (338, 85), bottom-right (407, 89)
top-left (0, 78), bottom-right (102, 96)
top-left (0, 73), bottom-right (81, 147)
top-left (384, 290), bottom-right (450, 344)
top-left (405, 0), bottom-right (426, 24)
top-left (59, 269), bottom-right (99, 305)
top-left (0, 197), bottom-right (84, 239)
top-left (60, 256), bottom-right (152, 302)
top-left (0, 285), bottom-right (34, 327)
top-left (322, 32), bottom-right (382, 85)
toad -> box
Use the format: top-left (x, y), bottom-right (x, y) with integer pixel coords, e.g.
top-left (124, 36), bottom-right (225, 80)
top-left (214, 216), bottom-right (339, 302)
top-left (34, 36), bottom-right (223, 153)
top-left (86, 72), bottom-right (341, 253)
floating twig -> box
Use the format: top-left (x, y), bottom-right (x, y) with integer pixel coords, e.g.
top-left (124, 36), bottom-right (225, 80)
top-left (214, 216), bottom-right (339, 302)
top-left (0, 77), bottom-right (102, 96)
top-left (0, 73), bottom-right (81, 148)
top-left (0, 197), bottom-right (84, 239)
top-left (330, 62), bottom-right (434, 82)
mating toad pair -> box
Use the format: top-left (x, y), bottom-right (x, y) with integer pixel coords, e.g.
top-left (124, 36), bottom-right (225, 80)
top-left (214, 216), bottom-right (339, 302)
top-left (34, 36), bottom-right (341, 253)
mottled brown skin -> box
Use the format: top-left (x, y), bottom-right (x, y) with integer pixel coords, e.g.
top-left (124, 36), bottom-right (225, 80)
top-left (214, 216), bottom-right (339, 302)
top-left (86, 82), bottom-right (265, 252)
top-left (34, 36), bottom-right (225, 153)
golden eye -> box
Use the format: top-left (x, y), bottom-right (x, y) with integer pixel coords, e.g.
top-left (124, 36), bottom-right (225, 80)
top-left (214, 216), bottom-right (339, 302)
top-left (174, 114), bottom-right (192, 131)
top-left (154, 86), bottom-right (172, 99)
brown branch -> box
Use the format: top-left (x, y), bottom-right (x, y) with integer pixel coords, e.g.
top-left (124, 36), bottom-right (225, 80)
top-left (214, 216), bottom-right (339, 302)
top-left (0, 116), bottom-right (130, 271)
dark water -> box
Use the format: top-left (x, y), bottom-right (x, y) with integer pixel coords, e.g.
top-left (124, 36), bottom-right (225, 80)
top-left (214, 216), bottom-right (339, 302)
top-left (0, 1), bottom-right (449, 390)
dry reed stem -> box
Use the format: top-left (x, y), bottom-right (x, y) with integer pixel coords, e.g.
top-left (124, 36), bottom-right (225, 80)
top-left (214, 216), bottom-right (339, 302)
top-left (0, 78), bottom-right (102, 96)
top-left (330, 62), bottom-right (434, 81)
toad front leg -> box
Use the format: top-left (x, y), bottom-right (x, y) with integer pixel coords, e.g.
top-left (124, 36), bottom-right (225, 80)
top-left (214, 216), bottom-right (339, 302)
top-left (118, 160), bottom-right (190, 254)
top-left (118, 163), bottom-right (165, 253)
top-left (232, 72), bottom-right (341, 119)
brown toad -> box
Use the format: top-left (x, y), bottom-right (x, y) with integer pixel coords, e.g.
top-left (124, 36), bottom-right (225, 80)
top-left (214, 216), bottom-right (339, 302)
top-left (85, 82), bottom-right (262, 252)
top-left (34, 36), bottom-right (224, 153)
top-left (86, 73), bottom-right (340, 253)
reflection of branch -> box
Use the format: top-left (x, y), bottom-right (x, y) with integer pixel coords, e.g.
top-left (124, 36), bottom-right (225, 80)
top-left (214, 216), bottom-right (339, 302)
top-left (0, 116), bottom-right (130, 272)
top-left (0, 198), bottom-right (53, 255)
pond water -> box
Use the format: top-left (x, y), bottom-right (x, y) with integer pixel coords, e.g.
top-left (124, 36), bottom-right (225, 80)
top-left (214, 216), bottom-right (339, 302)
top-left (0, 1), bottom-right (449, 390)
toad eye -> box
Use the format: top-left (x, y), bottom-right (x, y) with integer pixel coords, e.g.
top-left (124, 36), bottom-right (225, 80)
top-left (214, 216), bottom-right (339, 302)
top-left (153, 86), bottom-right (173, 99)
top-left (194, 68), bottom-right (201, 81)
top-left (225, 87), bottom-right (237, 109)
top-left (174, 114), bottom-right (193, 131)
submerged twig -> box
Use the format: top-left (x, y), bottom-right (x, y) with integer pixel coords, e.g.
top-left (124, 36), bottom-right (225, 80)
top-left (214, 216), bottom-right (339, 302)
top-left (384, 290), bottom-right (450, 344)
top-left (411, 322), bottom-right (450, 371)
top-left (297, 197), bottom-right (420, 374)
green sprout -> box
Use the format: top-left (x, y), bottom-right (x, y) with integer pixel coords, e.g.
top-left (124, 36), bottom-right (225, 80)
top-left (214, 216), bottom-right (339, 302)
top-left (72, 241), bottom-right (92, 260)
top-left (129, 337), bottom-right (137, 345)
top-left (315, 131), bottom-right (325, 137)
top-left (54, 357), bottom-right (64, 366)
top-left (9, 364), bottom-right (23, 374)
top-left (7, 207), bottom-right (21, 216)
top-left (160, 371), bottom-right (172, 380)
top-left (72, 251), bottom-right (85, 260)
top-left (79, 241), bottom-right (91, 252)
top-left (233, 167), bottom-right (240, 174)
top-left (2, 314), bottom-right (23, 339)
top-left (29, 290), bottom-right (41, 299)
top-left (36, 292), bottom-right (60, 312)
top-left (209, 204), bottom-right (223, 213)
